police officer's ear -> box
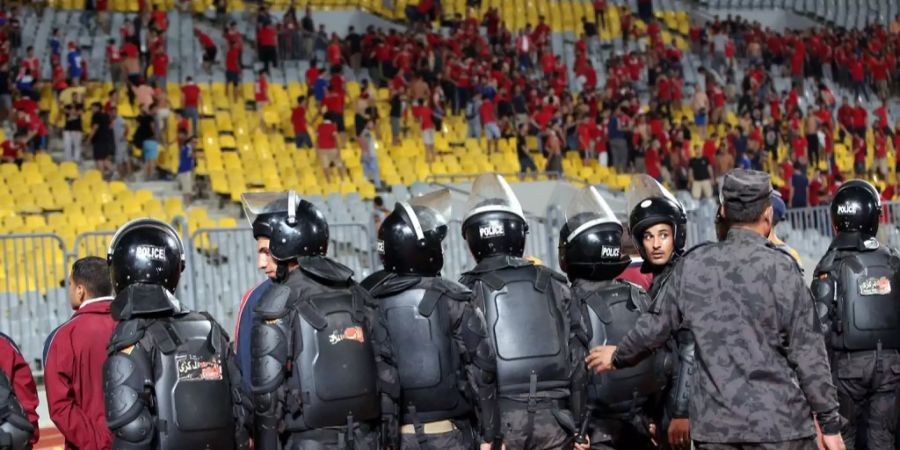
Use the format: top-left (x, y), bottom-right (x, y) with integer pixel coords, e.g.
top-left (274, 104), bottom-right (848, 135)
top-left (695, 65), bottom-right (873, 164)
top-left (718, 204), bottom-right (727, 221)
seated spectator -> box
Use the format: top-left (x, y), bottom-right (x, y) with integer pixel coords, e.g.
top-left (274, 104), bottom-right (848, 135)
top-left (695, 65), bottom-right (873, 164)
top-left (1, 130), bottom-right (26, 165)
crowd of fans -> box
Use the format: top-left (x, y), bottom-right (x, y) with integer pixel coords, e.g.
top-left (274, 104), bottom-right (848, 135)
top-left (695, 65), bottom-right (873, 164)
top-left (0, 1), bottom-right (900, 210)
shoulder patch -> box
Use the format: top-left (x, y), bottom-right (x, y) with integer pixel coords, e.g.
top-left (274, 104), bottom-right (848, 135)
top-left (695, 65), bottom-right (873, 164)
top-left (255, 283), bottom-right (294, 320)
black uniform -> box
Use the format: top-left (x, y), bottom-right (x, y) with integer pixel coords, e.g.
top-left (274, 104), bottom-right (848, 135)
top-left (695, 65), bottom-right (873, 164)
top-left (0, 368), bottom-right (32, 450)
top-left (251, 258), bottom-right (398, 450)
top-left (626, 175), bottom-right (693, 449)
top-left (366, 272), bottom-right (499, 449)
top-left (811, 179), bottom-right (900, 450)
top-left (243, 191), bottom-right (399, 450)
top-left (813, 233), bottom-right (900, 450)
top-left (460, 174), bottom-right (583, 450)
top-left (103, 219), bottom-right (251, 450)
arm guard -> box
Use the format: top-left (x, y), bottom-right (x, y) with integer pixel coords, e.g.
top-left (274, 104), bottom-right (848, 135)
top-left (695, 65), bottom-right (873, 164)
top-left (666, 330), bottom-right (695, 419)
top-left (222, 335), bottom-right (252, 450)
top-left (811, 275), bottom-right (836, 337)
top-left (251, 284), bottom-right (294, 450)
top-left (361, 286), bottom-right (400, 450)
top-left (0, 371), bottom-right (33, 450)
top-left (454, 301), bottom-right (500, 443)
top-left (103, 346), bottom-right (154, 450)
top-left (567, 287), bottom-right (591, 421)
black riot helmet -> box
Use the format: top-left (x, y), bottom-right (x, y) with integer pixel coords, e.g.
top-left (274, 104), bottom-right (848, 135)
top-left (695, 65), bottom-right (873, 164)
top-left (461, 174), bottom-right (529, 262)
top-left (559, 186), bottom-right (631, 281)
top-left (107, 218), bottom-right (185, 294)
top-left (626, 174), bottom-right (687, 263)
top-left (242, 191), bottom-right (329, 262)
top-left (250, 199), bottom-right (288, 240)
top-left (831, 179), bottom-right (882, 236)
top-left (378, 188), bottom-right (452, 276)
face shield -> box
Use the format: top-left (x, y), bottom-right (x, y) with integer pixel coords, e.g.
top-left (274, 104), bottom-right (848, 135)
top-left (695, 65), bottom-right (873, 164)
top-left (564, 186), bottom-right (620, 241)
top-left (625, 174), bottom-right (682, 216)
top-left (463, 174), bottom-right (525, 223)
top-left (241, 191), bottom-right (300, 228)
top-left (398, 188), bottom-right (452, 240)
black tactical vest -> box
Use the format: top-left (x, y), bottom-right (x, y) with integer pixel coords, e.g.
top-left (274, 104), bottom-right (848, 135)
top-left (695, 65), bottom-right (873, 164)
top-left (579, 281), bottom-right (667, 416)
top-left (289, 286), bottom-right (380, 430)
top-left (470, 265), bottom-right (570, 395)
top-left (376, 277), bottom-right (470, 424)
top-left (828, 246), bottom-right (900, 351)
top-left (138, 313), bottom-right (237, 450)
top-left (0, 368), bottom-right (32, 450)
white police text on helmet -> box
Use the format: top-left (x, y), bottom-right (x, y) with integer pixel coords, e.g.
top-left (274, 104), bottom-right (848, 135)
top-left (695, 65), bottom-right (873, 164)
top-left (136, 245), bottom-right (167, 262)
top-left (479, 223), bottom-right (505, 239)
top-left (836, 203), bottom-right (861, 215)
top-left (376, 240), bottom-right (385, 254)
top-left (601, 246), bottom-right (620, 259)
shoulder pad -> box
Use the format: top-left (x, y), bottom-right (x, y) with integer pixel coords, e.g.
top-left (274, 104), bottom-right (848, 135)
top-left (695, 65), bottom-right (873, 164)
top-left (368, 273), bottom-right (420, 298)
top-left (536, 265), bottom-right (568, 284)
top-left (108, 320), bottom-right (146, 354)
top-left (814, 249), bottom-right (837, 275)
top-left (255, 283), bottom-right (294, 320)
top-left (431, 278), bottom-right (473, 301)
top-left (359, 269), bottom-right (392, 291)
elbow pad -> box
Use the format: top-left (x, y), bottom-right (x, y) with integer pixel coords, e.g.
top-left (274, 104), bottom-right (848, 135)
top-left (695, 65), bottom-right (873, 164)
top-left (811, 277), bottom-right (836, 335)
top-left (250, 320), bottom-right (289, 414)
top-left (668, 330), bottom-right (696, 419)
top-left (104, 351), bottom-right (154, 450)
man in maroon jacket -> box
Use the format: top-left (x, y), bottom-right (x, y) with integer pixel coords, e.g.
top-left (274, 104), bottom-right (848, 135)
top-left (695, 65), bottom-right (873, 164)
top-left (0, 331), bottom-right (39, 446)
top-left (43, 256), bottom-right (116, 450)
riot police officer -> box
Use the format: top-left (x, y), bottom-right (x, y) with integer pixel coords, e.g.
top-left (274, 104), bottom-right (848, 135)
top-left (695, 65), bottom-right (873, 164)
top-left (363, 188), bottom-right (500, 449)
top-left (559, 186), bottom-right (667, 450)
top-left (812, 179), bottom-right (900, 450)
top-left (0, 369), bottom-right (32, 450)
top-left (246, 191), bottom-right (400, 450)
top-left (103, 218), bottom-right (251, 450)
top-left (625, 175), bottom-right (692, 449)
top-left (458, 174), bottom-right (586, 449)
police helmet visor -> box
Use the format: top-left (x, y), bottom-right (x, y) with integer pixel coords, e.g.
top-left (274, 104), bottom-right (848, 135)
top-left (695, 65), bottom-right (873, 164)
top-left (463, 174), bottom-right (525, 222)
top-left (241, 191), bottom-right (299, 226)
top-left (406, 188), bottom-right (452, 234)
top-left (565, 186), bottom-right (620, 241)
top-left (625, 174), bottom-right (682, 216)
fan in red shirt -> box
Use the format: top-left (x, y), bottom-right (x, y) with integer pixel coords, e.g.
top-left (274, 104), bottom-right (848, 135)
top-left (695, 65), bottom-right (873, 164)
top-left (151, 51), bottom-right (168, 86)
top-left (43, 257), bottom-right (117, 450)
top-left (852, 103), bottom-right (868, 135)
top-left (0, 332), bottom-right (39, 446)
top-left (326, 35), bottom-right (343, 67)
top-left (225, 44), bottom-right (242, 100)
top-left (194, 28), bottom-right (217, 72)
top-left (181, 77), bottom-right (201, 134)
top-left (291, 97), bottom-right (312, 149)
top-left (316, 119), bottom-right (346, 183)
top-left (852, 135), bottom-right (867, 175)
top-left (258, 23), bottom-right (278, 71)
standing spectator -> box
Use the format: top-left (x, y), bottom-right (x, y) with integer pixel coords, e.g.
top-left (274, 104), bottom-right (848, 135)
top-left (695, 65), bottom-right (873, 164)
top-left (0, 331), bottom-right (39, 447)
top-left (106, 39), bottom-right (123, 85)
top-left (194, 27), bottom-right (217, 73)
top-left (88, 102), bottom-right (115, 177)
top-left (789, 163), bottom-right (809, 208)
top-left (545, 125), bottom-right (563, 176)
top-left (466, 93), bottom-right (483, 139)
top-left (255, 69), bottom-right (270, 131)
top-left (80, 0), bottom-right (96, 33)
top-left (689, 145), bottom-right (714, 200)
top-left (43, 257), bottom-right (115, 450)
top-left (852, 134), bottom-right (866, 176)
top-left (373, 196), bottom-right (390, 231)
top-left (66, 42), bottom-right (83, 81)
top-left (134, 104), bottom-right (158, 180)
top-left (62, 102), bottom-right (84, 162)
top-left (319, 83), bottom-right (345, 148)
top-left (326, 34), bottom-right (343, 68)
top-left (516, 123), bottom-right (538, 177)
top-left (291, 96), bottom-right (312, 149)
top-left (316, 117), bottom-right (345, 183)
top-left (258, 20), bottom-right (278, 71)
top-left (177, 129), bottom-right (196, 205)
top-left (692, 86), bottom-right (710, 138)
top-left (359, 117), bottom-right (382, 190)
top-left (150, 49), bottom-right (169, 87)
top-left (121, 39), bottom-right (140, 94)
top-left (874, 130), bottom-right (888, 178)
top-left (21, 47), bottom-right (39, 81)
top-left (608, 107), bottom-right (629, 173)
top-left (413, 99), bottom-right (436, 163)
top-left (389, 89), bottom-right (404, 145)
top-left (481, 95), bottom-right (501, 155)
top-left (849, 55), bottom-right (866, 101)
top-left (180, 76), bottom-right (200, 135)
top-left (715, 146), bottom-right (735, 187)
top-left (111, 108), bottom-right (131, 180)
top-left (225, 41), bottom-right (242, 101)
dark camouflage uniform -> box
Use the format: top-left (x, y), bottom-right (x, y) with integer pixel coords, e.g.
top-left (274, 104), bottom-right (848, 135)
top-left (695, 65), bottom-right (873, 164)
top-left (399, 428), bottom-right (470, 449)
top-left (499, 409), bottom-right (574, 450)
top-left (694, 437), bottom-right (818, 450)
top-left (613, 228), bottom-right (842, 444)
